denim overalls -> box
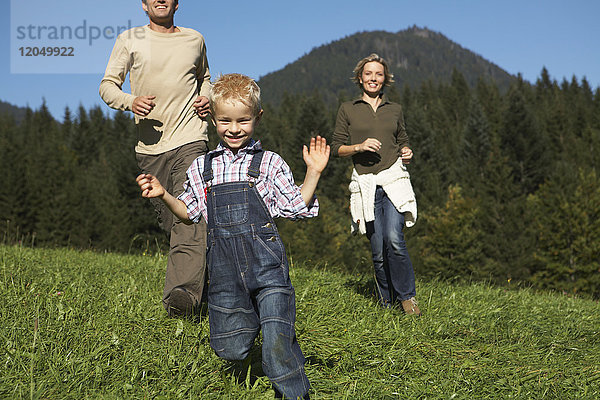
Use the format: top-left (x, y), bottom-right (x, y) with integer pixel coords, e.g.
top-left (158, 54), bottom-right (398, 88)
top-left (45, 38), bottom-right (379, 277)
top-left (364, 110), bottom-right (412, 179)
top-left (203, 150), bottom-right (310, 399)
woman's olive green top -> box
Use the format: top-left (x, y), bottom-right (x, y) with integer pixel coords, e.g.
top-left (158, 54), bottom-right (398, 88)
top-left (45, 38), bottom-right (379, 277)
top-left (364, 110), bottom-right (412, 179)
top-left (331, 94), bottom-right (409, 175)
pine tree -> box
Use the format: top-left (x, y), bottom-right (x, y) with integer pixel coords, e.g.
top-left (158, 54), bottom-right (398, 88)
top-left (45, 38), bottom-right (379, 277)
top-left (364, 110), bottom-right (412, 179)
top-left (418, 185), bottom-right (485, 281)
top-left (409, 81), bottom-right (459, 205)
top-left (500, 78), bottom-right (550, 194)
top-left (33, 109), bottom-right (77, 247)
top-left (290, 93), bottom-right (332, 174)
top-left (461, 98), bottom-right (492, 183)
top-left (475, 77), bottom-right (503, 136)
top-left (0, 113), bottom-right (20, 241)
top-left (527, 169), bottom-right (600, 297)
top-left (446, 68), bottom-right (471, 128)
top-left (21, 103), bottom-right (58, 240)
top-left (475, 147), bottom-right (532, 282)
top-left (266, 92), bottom-right (301, 164)
top-left (403, 100), bottom-right (444, 209)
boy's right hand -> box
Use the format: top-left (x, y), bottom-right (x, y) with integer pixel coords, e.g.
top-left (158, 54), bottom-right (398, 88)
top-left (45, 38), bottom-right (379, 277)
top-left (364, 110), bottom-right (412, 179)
top-left (136, 174), bottom-right (165, 199)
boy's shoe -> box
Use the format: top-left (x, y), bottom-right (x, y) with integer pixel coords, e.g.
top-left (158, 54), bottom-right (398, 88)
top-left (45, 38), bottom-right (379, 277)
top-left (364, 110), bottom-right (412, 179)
top-left (167, 287), bottom-right (196, 317)
top-left (401, 297), bottom-right (422, 316)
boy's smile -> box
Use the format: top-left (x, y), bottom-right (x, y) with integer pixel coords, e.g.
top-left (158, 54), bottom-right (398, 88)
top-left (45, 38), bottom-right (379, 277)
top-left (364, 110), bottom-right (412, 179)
top-left (214, 100), bottom-right (262, 154)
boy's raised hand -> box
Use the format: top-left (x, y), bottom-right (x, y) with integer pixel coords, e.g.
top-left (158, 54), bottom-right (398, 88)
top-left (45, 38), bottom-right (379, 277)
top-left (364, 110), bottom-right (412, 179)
top-left (136, 173), bottom-right (165, 199)
top-left (303, 136), bottom-right (330, 174)
top-left (300, 136), bottom-right (330, 206)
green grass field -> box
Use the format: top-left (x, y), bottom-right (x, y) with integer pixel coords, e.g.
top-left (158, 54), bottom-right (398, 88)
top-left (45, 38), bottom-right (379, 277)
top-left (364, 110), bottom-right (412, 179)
top-left (1, 245), bottom-right (599, 399)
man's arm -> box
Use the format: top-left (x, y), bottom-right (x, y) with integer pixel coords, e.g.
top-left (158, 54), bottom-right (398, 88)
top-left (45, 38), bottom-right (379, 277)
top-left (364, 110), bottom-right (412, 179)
top-left (100, 35), bottom-right (157, 117)
top-left (193, 96), bottom-right (209, 118)
top-left (197, 38), bottom-right (211, 98)
top-left (99, 35), bottom-right (137, 112)
top-left (193, 37), bottom-right (211, 118)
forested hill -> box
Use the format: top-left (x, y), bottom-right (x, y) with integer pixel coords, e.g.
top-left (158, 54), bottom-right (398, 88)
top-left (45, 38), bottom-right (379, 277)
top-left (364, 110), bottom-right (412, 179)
top-left (0, 100), bottom-right (28, 124)
top-left (258, 26), bottom-right (515, 105)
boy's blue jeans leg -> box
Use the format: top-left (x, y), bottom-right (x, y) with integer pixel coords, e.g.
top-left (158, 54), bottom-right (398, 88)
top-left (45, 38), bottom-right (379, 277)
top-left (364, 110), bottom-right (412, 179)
top-left (257, 287), bottom-right (310, 399)
top-left (209, 286), bottom-right (309, 399)
top-left (208, 238), bottom-right (309, 399)
top-left (366, 186), bottom-right (416, 306)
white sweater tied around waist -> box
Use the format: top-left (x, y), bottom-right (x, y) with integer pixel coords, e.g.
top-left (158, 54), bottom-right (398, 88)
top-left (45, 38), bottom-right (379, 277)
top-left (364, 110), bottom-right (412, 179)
top-left (349, 157), bottom-right (417, 235)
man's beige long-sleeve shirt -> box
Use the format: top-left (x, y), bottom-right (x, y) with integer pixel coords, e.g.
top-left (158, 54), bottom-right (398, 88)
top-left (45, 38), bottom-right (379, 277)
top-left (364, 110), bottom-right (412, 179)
top-left (100, 25), bottom-right (211, 155)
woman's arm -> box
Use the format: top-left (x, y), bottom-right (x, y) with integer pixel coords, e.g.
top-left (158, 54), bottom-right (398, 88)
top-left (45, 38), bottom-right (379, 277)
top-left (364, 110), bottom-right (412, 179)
top-left (336, 138), bottom-right (382, 157)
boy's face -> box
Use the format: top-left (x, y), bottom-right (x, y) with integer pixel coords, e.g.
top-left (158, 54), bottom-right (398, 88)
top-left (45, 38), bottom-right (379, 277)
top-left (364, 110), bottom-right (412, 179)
top-left (213, 100), bottom-right (262, 154)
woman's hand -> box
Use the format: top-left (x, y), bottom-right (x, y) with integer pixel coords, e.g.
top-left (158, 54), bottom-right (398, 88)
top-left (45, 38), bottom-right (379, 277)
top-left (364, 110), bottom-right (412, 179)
top-left (401, 146), bottom-right (413, 164)
top-left (356, 138), bottom-right (382, 153)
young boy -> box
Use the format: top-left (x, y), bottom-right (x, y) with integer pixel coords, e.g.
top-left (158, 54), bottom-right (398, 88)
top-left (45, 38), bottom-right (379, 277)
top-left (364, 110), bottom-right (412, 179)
top-left (137, 73), bottom-right (329, 399)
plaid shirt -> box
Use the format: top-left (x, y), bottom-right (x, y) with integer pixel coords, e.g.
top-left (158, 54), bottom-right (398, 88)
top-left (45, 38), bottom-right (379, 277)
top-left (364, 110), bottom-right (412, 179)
top-left (178, 139), bottom-right (319, 223)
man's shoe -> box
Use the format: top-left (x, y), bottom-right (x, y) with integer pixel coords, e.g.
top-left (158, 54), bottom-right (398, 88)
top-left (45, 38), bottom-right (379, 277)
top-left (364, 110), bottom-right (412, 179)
top-left (167, 287), bottom-right (196, 317)
top-left (401, 297), bottom-right (422, 316)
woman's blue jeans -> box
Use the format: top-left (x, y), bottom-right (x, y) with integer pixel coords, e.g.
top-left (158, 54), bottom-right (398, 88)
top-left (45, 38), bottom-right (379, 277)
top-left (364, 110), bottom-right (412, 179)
top-left (366, 186), bottom-right (416, 306)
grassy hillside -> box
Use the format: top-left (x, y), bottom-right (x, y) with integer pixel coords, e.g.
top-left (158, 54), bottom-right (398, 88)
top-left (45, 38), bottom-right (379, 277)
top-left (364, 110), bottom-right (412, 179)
top-left (1, 245), bottom-right (599, 399)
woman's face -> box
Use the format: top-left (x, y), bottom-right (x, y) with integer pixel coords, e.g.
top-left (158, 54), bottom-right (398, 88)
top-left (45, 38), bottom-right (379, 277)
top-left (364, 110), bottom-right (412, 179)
top-left (360, 61), bottom-right (385, 96)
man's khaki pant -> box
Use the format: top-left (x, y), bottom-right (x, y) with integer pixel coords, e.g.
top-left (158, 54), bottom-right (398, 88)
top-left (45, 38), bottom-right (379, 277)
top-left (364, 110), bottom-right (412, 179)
top-left (136, 141), bottom-right (208, 313)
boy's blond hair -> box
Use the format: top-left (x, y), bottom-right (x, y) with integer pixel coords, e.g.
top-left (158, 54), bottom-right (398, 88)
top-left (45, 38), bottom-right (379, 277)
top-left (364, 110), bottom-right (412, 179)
top-left (210, 74), bottom-right (262, 117)
top-left (351, 53), bottom-right (395, 89)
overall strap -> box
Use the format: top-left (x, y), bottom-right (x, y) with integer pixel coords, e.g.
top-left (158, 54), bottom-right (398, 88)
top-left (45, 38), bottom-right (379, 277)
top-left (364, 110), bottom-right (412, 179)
top-left (247, 149), bottom-right (264, 179)
top-left (202, 152), bottom-right (215, 182)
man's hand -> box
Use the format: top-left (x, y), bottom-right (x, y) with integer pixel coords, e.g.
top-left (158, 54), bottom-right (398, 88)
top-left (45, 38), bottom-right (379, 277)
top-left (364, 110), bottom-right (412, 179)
top-left (193, 96), bottom-right (210, 118)
top-left (136, 173), bottom-right (165, 198)
top-left (132, 96), bottom-right (156, 117)
top-left (303, 136), bottom-right (330, 175)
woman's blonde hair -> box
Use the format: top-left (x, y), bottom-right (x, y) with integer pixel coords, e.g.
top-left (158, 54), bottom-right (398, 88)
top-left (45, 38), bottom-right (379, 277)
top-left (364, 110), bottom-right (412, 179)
top-left (351, 53), bottom-right (395, 89)
top-left (210, 73), bottom-right (262, 117)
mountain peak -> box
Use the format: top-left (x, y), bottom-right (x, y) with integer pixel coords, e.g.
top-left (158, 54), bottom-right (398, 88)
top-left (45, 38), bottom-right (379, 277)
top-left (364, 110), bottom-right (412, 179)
top-left (407, 25), bottom-right (433, 38)
top-left (258, 28), bottom-right (514, 105)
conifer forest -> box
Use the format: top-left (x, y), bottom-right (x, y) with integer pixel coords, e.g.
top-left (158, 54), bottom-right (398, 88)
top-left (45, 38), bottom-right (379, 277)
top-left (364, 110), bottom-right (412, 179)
top-left (1, 69), bottom-right (599, 298)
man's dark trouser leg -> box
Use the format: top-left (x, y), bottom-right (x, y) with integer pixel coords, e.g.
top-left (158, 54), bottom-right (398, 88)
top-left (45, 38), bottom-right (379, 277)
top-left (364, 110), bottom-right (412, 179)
top-left (136, 141), bottom-right (208, 316)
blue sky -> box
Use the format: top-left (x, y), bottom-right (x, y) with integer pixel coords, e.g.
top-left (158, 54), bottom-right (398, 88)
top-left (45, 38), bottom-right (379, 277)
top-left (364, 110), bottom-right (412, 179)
top-left (2, 0), bottom-right (600, 120)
